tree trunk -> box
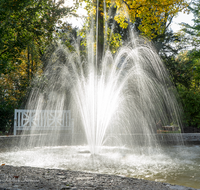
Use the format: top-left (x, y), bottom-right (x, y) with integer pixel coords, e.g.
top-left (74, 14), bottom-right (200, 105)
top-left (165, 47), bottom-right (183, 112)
top-left (96, 0), bottom-right (104, 72)
top-left (31, 42), bottom-right (34, 79)
top-left (27, 45), bottom-right (30, 81)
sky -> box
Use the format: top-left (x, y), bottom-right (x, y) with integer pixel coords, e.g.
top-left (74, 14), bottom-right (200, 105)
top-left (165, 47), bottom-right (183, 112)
top-left (63, 1), bottom-right (87, 28)
top-left (170, 11), bottom-right (194, 33)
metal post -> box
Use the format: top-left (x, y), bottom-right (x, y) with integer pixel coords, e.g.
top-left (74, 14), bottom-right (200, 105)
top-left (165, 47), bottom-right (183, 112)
top-left (14, 109), bottom-right (17, 135)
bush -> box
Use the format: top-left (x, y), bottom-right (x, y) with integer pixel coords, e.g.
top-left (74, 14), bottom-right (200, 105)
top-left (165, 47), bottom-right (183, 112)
top-left (178, 86), bottom-right (200, 128)
top-left (0, 101), bottom-right (14, 134)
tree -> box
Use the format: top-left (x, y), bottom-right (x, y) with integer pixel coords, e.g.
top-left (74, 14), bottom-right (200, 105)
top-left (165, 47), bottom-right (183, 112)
top-left (0, 0), bottom-right (79, 133)
top-left (167, 49), bottom-right (200, 129)
top-left (182, 0), bottom-right (200, 38)
top-left (0, 0), bottom-right (77, 74)
top-left (175, 0), bottom-right (200, 129)
top-left (85, 0), bottom-right (188, 37)
top-left (80, 0), bottom-right (188, 68)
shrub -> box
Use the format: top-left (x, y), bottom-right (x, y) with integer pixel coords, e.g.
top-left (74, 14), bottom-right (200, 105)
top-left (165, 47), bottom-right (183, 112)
top-left (178, 86), bottom-right (200, 128)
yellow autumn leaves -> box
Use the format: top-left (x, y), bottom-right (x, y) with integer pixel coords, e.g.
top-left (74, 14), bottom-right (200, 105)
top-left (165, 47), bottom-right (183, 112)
top-left (0, 47), bottom-right (42, 104)
top-left (117, 0), bottom-right (188, 38)
top-left (89, 0), bottom-right (188, 39)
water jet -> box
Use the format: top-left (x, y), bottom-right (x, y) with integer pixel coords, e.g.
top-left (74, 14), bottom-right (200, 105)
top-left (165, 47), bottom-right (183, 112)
top-left (20, 35), bottom-right (183, 154)
top-left (2, 5), bottom-right (200, 189)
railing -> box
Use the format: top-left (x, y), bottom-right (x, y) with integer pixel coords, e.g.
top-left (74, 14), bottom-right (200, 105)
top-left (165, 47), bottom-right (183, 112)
top-left (14, 109), bottom-right (74, 135)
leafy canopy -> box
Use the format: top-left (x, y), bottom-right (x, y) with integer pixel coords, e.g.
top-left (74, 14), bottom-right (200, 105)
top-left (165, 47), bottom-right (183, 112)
top-left (0, 0), bottom-right (77, 73)
top-left (84, 0), bottom-right (188, 39)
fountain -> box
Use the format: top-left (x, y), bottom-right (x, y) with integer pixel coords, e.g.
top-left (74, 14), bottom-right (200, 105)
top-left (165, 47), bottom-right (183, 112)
top-left (2, 4), bottom-right (200, 189)
top-left (20, 32), bottom-right (183, 154)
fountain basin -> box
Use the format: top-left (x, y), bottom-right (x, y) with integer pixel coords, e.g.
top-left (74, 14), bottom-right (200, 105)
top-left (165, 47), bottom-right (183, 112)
top-left (1, 133), bottom-right (200, 151)
top-left (0, 135), bottom-right (200, 189)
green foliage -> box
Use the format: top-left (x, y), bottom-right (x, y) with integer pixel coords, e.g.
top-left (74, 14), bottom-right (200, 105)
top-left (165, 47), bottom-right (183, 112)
top-left (163, 49), bottom-right (200, 88)
top-left (170, 49), bottom-right (200, 128)
top-left (56, 23), bottom-right (78, 52)
top-left (0, 0), bottom-right (78, 133)
top-left (0, 98), bottom-right (15, 134)
top-left (181, 0), bottom-right (200, 49)
top-left (0, 0), bottom-right (77, 74)
top-left (178, 86), bottom-right (200, 128)
top-left (161, 32), bottom-right (200, 129)
top-left (174, 0), bottom-right (200, 129)
top-left (182, 0), bottom-right (200, 36)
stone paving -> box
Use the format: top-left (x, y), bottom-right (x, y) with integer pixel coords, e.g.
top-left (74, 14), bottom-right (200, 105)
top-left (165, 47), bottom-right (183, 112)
top-left (0, 165), bottom-right (199, 190)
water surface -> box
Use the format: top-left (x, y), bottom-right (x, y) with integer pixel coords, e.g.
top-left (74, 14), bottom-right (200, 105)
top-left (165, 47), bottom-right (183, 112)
top-left (0, 145), bottom-right (199, 188)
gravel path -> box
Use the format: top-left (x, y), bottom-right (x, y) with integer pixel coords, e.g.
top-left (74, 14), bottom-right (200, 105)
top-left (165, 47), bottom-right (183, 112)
top-left (0, 165), bottom-right (199, 190)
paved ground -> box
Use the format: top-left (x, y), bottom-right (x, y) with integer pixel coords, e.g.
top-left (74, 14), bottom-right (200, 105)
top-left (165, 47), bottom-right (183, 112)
top-left (0, 165), bottom-right (199, 190)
